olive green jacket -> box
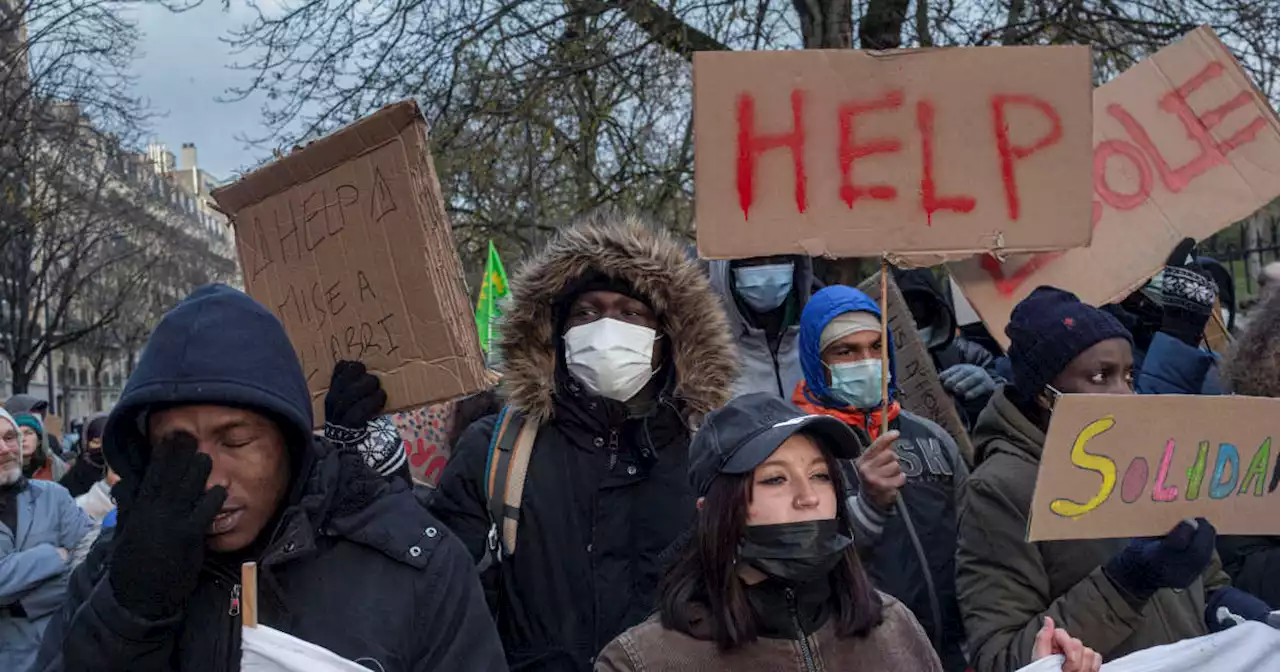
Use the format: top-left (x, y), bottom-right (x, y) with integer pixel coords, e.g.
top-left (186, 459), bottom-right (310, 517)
top-left (956, 387), bottom-right (1230, 672)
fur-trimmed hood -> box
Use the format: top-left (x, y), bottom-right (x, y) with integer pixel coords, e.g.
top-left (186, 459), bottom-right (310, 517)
top-left (497, 212), bottom-right (737, 427)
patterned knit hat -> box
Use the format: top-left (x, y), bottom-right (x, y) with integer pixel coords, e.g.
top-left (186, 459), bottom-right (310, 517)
top-left (1006, 287), bottom-right (1132, 399)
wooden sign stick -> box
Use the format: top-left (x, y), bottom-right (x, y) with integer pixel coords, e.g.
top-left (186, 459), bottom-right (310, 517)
top-left (880, 257), bottom-right (891, 438)
top-left (241, 562), bottom-right (259, 628)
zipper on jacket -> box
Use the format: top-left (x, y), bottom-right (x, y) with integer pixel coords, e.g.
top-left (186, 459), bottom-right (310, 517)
top-left (209, 574), bottom-right (241, 672)
top-left (769, 334), bottom-right (785, 397)
top-left (785, 587), bottom-right (818, 672)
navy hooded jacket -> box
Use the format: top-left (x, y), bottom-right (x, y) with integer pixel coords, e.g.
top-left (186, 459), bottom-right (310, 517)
top-left (35, 284), bottom-right (506, 672)
top-left (799, 285), bottom-right (969, 672)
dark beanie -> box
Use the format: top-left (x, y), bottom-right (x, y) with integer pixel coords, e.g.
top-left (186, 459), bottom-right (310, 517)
top-left (1006, 287), bottom-right (1133, 398)
top-left (553, 271), bottom-right (656, 332)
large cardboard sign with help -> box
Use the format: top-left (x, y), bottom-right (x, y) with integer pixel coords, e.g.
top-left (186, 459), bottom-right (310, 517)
top-left (952, 27), bottom-right (1280, 348)
top-left (1028, 394), bottom-right (1280, 541)
top-left (212, 101), bottom-right (487, 425)
top-left (694, 46), bottom-right (1093, 259)
top-left (857, 272), bottom-right (975, 466)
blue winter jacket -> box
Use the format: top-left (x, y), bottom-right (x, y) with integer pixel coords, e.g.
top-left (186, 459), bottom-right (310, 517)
top-left (1135, 332), bottom-right (1223, 395)
top-left (0, 479), bottom-right (92, 672)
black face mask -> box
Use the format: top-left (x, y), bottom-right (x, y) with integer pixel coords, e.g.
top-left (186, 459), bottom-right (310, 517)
top-left (739, 519), bottom-right (853, 584)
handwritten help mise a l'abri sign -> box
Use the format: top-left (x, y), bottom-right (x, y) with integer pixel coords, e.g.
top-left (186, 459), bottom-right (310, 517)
top-left (212, 101), bottom-right (487, 426)
top-left (694, 46), bottom-right (1092, 259)
top-left (952, 27), bottom-right (1280, 348)
top-left (1028, 395), bottom-right (1280, 541)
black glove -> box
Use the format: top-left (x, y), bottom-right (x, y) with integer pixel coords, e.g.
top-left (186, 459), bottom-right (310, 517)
top-left (110, 432), bottom-right (227, 620)
top-left (1104, 518), bottom-right (1216, 604)
top-left (1160, 238), bottom-right (1218, 346)
top-left (323, 361), bottom-right (387, 447)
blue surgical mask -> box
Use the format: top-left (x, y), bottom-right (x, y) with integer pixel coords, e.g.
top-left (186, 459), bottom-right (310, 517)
top-left (733, 263), bottom-right (794, 313)
top-left (828, 359), bottom-right (884, 409)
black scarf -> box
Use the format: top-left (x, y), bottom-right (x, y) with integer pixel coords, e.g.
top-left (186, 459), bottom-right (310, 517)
top-left (0, 478), bottom-right (27, 535)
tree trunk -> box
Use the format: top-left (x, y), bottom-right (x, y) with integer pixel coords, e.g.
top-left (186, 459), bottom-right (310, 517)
top-left (1003, 0), bottom-right (1026, 45)
top-left (10, 356), bottom-right (30, 394)
top-left (91, 358), bottom-right (105, 411)
top-left (916, 0), bottom-right (932, 47)
top-left (791, 0), bottom-right (853, 48)
top-left (1245, 212), bottom-right (1264, 295)
top-left (859, 0), bottom-right (909, 49)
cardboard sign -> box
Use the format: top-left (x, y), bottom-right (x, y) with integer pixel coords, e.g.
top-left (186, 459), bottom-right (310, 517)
top-left (952, 27), bottom-right (1280, 348)
top-left (1203, 302), bottom-right (1231, 355)
top-left (389, 403), bottom-right (454, 486)
top-left (44, 414), bottom-right (62, 440)
top-left (1028, 394), bottom-right (1280, 541)
top-left (694, 46), bottom-right (1093, 259)
top-left (857, 272), bottom-right (975, 465)
top-left (212, 101), bottom-right (487, 425)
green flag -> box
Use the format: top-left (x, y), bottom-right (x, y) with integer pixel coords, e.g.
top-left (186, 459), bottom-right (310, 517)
top-left (475, 240), bottom-right (509, 354)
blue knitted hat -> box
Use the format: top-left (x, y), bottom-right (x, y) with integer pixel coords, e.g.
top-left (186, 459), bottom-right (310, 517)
top-left (1006, 287), bottom-right (1132, 399)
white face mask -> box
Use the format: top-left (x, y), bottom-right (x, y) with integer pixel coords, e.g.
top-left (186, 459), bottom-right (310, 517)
top-left (564, 318), bottom-right (659, 402)
top-left (1041, 384), bottom-right (1064, 412)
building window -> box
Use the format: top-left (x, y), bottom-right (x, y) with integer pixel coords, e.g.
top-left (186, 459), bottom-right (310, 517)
top-left (78, 368), bottom-right (87, 387)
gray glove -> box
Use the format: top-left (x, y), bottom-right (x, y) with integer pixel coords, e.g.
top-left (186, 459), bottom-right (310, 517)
top-left (939, 363), bottom-right (996, 401)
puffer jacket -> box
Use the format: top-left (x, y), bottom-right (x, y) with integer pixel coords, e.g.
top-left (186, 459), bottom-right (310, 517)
top-left (0, 479), bottom-right (93, 672)
top-left (1135, 332), bottom-right (1223, 395)
top-left (594, 593), bottom-right (942, 672)
top-left (795, 285), bottom-right (968, 672)
top-left (35, 284), bottom-right (504, 672)
top-left (708, 257), bottom-right (813, 399)
top-left (430, 212), bottom-right (737, 671)
top-left (957, 387), bottom-right (1230, 672)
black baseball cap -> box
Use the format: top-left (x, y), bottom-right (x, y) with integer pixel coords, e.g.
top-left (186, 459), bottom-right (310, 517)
top-left (689, 393), bottom-right (864, 496)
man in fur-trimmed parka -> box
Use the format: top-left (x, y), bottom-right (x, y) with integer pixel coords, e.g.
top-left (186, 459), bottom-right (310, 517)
top-left (430, 211), bottom-right (738, 672)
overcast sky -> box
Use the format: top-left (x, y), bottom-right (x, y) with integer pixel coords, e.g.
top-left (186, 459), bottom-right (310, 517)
top-left (130, 1), bottom-right (271, 182)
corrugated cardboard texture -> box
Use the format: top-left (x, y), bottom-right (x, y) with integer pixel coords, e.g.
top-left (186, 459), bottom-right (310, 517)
top-left (694, 46), bottom-right (1093, 259)
top-left (212, 101), bottom-right (487, 426)
top-left (858, 272), bottom-right (975, 466)
top-left (952, 27), bottom-right (1280, 348)
top-left (1028, 394), bottom-right (1280, 541)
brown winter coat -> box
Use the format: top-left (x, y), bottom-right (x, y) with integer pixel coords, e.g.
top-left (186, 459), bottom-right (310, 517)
top-left (594, 593), bottom-right (943, 672)
top-left (957, 387), bottom-right (1230, 672)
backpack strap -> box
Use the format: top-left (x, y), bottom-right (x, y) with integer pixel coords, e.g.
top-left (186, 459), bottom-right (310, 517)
top-left (481, 407), bottom-right (539, 564)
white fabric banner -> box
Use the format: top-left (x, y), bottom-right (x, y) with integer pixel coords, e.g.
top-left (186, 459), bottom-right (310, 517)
top-left (241, 625), bottom-right (370, 672)
top-left (1017, 623), bottom-right (1280, 672)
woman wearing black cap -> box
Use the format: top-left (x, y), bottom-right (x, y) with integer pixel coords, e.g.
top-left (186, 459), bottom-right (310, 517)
top-left (597, 393), bottom-right (1098, 672)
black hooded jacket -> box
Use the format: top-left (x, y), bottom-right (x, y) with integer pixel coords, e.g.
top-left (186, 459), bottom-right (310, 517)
top-left (430, 213), bottom-right (737, 671)
top-left (35, 284), bottom-right (505, 672)
top-left (894, 269), bottom-right (1003, 428)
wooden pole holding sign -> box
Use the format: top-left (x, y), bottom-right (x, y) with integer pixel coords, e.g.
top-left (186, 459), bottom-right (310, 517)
top-left (857, 271), bottom-right (976, 465)
top-left (241, 562), bottom-right (258, 628)
top-left (880, 259), bottom-right (891, 437)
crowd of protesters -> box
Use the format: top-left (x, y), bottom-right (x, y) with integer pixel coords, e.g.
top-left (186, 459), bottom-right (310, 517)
top-left (0, 209), bottom-right (1275, 671)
